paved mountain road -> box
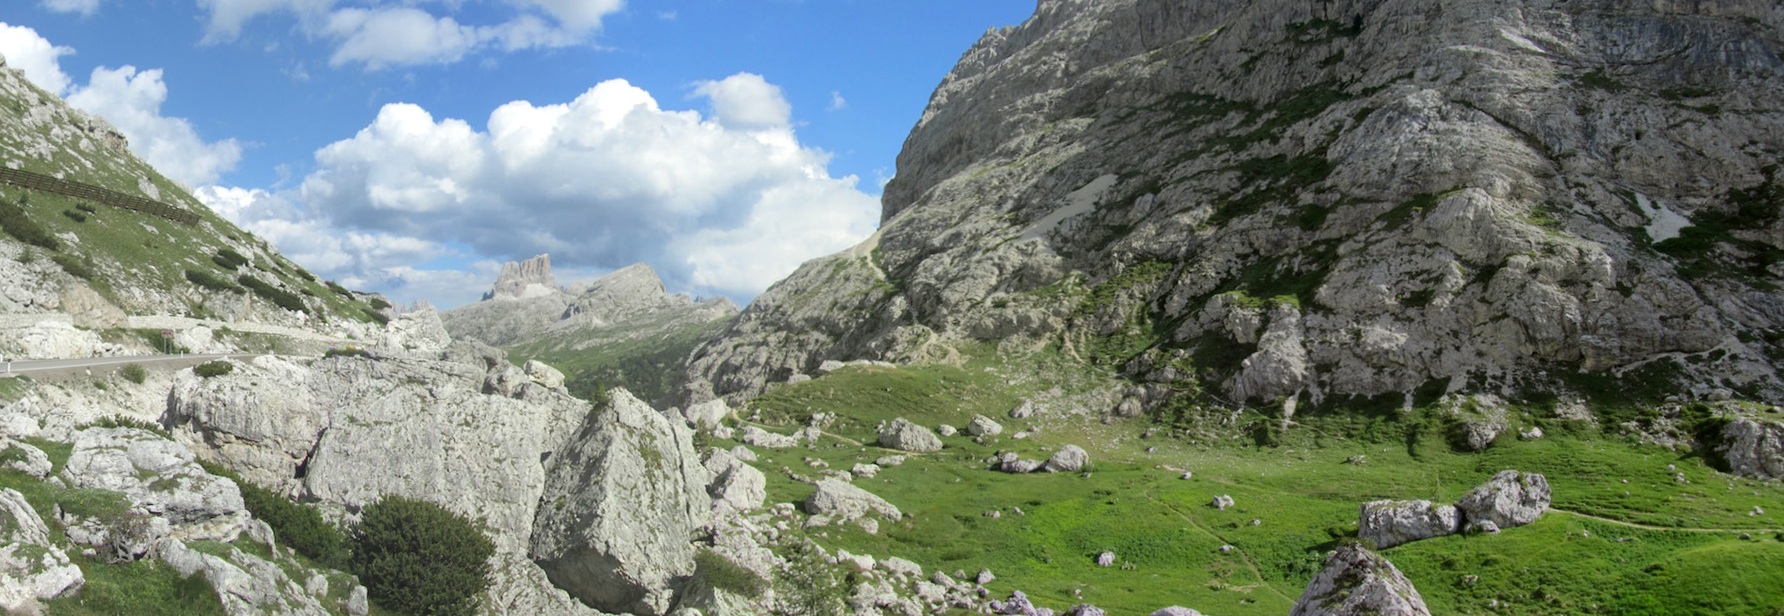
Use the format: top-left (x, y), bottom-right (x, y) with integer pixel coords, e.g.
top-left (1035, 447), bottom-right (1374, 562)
top-left (0, 353), bottom-right (259, 381)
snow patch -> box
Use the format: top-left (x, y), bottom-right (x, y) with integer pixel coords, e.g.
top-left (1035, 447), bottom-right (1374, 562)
top-left (1021, 174), bottom-right (1120, 240)
top-left (1634, 193), bottom-right (1691, 243)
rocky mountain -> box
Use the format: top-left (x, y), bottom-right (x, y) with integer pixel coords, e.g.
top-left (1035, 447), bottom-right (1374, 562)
top-left (0, 54), bottom-right (389, 359)
top-left (444, 256), bottom-right (736, 404)
top-left (687, 0), bottom-right (1784, 413)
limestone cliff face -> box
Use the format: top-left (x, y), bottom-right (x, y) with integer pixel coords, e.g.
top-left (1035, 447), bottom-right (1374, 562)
top-left (689, 0), bottom-right (1784, 407)
top-left (488, 254), bottom-right (561, 301)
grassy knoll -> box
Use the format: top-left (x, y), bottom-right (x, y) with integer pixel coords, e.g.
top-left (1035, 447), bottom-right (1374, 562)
top-left (732, 349), bottom-right (1784, 615)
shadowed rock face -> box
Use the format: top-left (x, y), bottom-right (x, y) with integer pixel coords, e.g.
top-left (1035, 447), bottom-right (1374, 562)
top-left (686, 0), bottom-right (1784, 407)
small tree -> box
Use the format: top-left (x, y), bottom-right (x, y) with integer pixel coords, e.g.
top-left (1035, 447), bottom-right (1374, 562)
top-left (350, 495), bottom-right (494, 616)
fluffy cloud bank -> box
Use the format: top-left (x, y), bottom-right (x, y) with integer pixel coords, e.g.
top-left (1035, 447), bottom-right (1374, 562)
top-left (0, 23), bottom-right (240, 186)
top-left (197, 0), bottom-right (625, 69)
top-left (210, 73), bottom-right (878, 307)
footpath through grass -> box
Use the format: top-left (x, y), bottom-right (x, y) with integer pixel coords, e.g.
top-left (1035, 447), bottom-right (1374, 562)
top-left (733, 352), bottom-right (1784, 615)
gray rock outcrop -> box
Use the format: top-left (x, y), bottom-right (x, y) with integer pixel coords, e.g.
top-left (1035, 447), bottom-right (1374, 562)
top-left (1358, 500), bottom-right (1460, 549)
top-left (1455, 470), bottom-right (1551, 532)
top-left (1289, 544), bottom-right (1431, 616)
top-left (879, 418), bottom-right (943, 452)
top-left (1718, 418), bottom-right (1784, 479)
top-left (684, 0), bottom-right (1784, 408)
top-left (1150, 608), bottom-right (1204, 616)
top-left (531, 388), bottom-right (710, 616)
top-left (60, 427), bottom-right (249, 553)
top-left (0, 438), bottom-right (51, 479)
top-left (0, 488), bottom-right (83, 613)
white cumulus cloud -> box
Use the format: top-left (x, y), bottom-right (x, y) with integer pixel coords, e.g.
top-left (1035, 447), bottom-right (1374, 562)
top-left (323, 7), bottom-right (479, 68)
top-left (694, 73), bottom-right (792, 130)
top-left (278, 74), bottom-right (877, 305)
top-left (67, 66), bottom-right (243, 187)
top-left (0, 23), bottom-right (74, 94)
top-left (0, 24), bottom-right (240, 188)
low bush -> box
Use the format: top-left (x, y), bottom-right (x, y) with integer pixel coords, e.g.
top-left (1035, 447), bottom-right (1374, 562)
top-left (120, 363), bottom-right (147, 384)
top-left (237, 275), bottom-right (308, 313)
top-left (62, 209), bottom-right (86, 222)
top-left (351, 495), bottom-right (495, 616)
top-left (324, 347), bottom-right (370, 359)
top-left (185, 269), bottom-right (243, 293)
top-left (197, 459), bottom-right (350, 570)
top-left (193, 361), bottom-right (233, 378)
top-left (52, 254), bottom-right (95, 280)
top-left (0, 200), bottom-right (59, 250)
top-left (694, 549), bottom-right (767, 599)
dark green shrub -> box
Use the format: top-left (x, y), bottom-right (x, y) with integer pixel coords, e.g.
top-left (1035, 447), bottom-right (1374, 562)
top-left (197, 459), bottom-right (350, 570)
top-left (350, 495), bottom-right (495, 616)
top-left (120, 363), bottom-right (147, 384)
top-left (324, 347), bottom-right (370, 359)
top-left (52, 254), bottom-right (95, 280)
top-left (326, 281), bottom-right (353, 297)
top-left (62, 209), bottom-right (86, 222)
top-left (193, 360), bottom-right (234, 378)
top-left (213, 248), bottom-right (249, 270)
top-left (185, 269), bottom-right (243, 293)
top-left (368, 297), bottom-right (392, 310)
top-left (76, 203), bottom-right (97, 214)
top-left (0, 201), bottom-right (60, 250)
top-left (237, 275), bottom-right (308, 313)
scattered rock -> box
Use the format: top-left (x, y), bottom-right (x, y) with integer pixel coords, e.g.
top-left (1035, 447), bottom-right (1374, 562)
top-left (1095, 551), bottom-right (1114, 567)
top-left (804, 477), bottom-right (902, 522)
top-left (684, 399), bottom-right (732, 430)
top-left (1455, 470), bottom-right (1550, 532)
top-left (937, 424), bottom-right (958, 437)
top-left (966, 415), bottom-right (1005, 437)
top-left (740, 426), bottom-right (800, 449)
top-left (1009, 400), bottom-right (1040, 419)
top-left (1358, 500), bottom-right (1460, 549)
top-left (850, 463), bottom-right (881, 478)
top-left (1044, 445), bottom-right (1090, 473)
top-left (876, 455), bottom-right (907, 467)
top-left (1289, 544), bottom-right (1431, 616)
top-left (1150, 608), bottom-right (1204, 616)
top-left (1518, 426), bottom-right (1544, 440)
top-left (977, 569), bottom-right (996, 585)
top-left (1066, 605), bottom-right (1108, 616)
top-left (878, 418), bottom-right (943, 452)
top-left (1210, 495), bottom-right (1235, 510)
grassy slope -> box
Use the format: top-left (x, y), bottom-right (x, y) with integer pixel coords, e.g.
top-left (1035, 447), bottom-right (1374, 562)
top-left (728, 347), bottom-right (1784, 615)
top-left (508, 315), bottom-right (732, 406)
top-left (0, 73), bottom-right (382, 327)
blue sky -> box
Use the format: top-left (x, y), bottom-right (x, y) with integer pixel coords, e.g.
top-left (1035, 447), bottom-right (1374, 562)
top-left (0, 0), bottom-right (1033, 308)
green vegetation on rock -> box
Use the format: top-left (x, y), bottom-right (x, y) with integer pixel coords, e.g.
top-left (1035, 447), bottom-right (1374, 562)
top-left (350, 495), bottom-right (495, 616)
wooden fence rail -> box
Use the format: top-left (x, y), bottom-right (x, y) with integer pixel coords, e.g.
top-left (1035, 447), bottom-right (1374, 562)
top-left (0, 167), bottom-right (199, 225)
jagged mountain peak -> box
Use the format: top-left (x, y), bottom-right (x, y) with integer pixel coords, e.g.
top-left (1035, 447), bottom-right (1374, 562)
top-left (485, 253), bottom-right (562, 301)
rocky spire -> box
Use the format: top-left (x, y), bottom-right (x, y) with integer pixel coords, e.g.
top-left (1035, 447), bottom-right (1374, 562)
top-left (484, 254), bottom-right (561, 301)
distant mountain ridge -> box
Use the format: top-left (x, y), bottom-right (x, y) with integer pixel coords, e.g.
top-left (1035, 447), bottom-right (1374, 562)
top-left (443, 255), bottom-right (736, 404)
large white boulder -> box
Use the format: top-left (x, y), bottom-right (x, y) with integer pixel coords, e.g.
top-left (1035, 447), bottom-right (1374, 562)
top-left (530, 388), bottom-right (711, 616)
top-left (879, 418), bottom-right (942, 452)
top-left (1358, 500), bottom-right (1459, 549)
top-left (1455, 470), bottom-right (1550, 532)
top-left (0, 488), bottom-right (83, 613)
